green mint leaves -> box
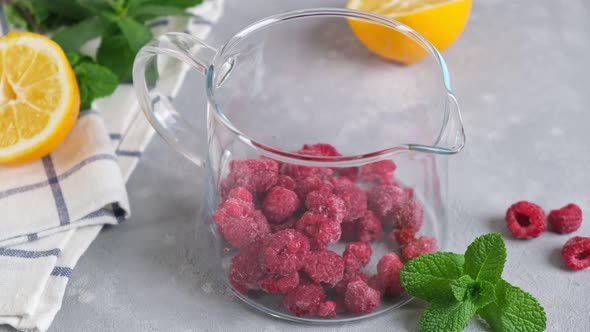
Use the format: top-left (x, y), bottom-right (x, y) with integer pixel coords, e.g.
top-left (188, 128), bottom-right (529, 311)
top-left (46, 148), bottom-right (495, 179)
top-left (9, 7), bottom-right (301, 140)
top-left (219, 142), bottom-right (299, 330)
top-left (400, 233), bottom-right (546, 332)
top-left (67, 52), bottom-right (119, 109)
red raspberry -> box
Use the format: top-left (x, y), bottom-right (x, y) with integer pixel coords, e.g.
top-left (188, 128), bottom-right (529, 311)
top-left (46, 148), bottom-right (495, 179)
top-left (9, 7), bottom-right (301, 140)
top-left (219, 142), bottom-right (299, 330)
top-left (229, 243), bottom-right (264, 294)
top-left (283, 284), bottom-right (326, 317)
top-left (213, 199), bottom-right (270, 248)
top-left (317, 301), bottom-right (337, 318)
top-left (391, 198), bottom-right (424, 231)
top-left (340, 222), bottom-right (358, 242)
top-left (276, 175), bottom-right (297, 191)
top-left (228, 158), bottom-right (279, 193)
top-left (306, 190), bottom-right (346, 223)
top-left (367, 184), bottom-right (408, 221)
top-left (262, 186), bottom-right (300, 223)
top-left (548, 204), bottom-right (583, 234)
top-left (227, 187), bottom-right (253, 203)
top-left (344, 278), bottom-right (381, 314)
top-left (562, 236), bottom-right (590, 271)
top-left (361, 160), bottom-right (396, 184)
top-left (377, 253), bottom-right (404, 296)
top-left (333, 183), bottom-right (368, 223)
top-left (295, 175), bottom-right (334, 201)
top-left (336, 167), bottom-right (360, 182)
top-left (270, 216), bottom-right (298, 233)
top-left (389, 228), bottom-right (416, 246)
top-left (261, 229), bottom-right (310, 276)
top-left (367, 275), bottom-right (382, 293)
top-left (343, 242), bottom-right (372, 278)
top-left (357, 211), bottom-right (383, 242)
top-left (332, 273), bottom-right (369, 313)
top-left (295, 212), bottom-right (341, 249)
top-left (302, 250), bottom-right (344, 286)
top-left (298, 143), bottom-right (341, 157)
top-left (402, 236), bottom-right (437, 260)
top-left (505, 201), bottom-right (547, 239)
top-left (260, 272), bottom-right (299, 294)
top-left (282, 164), bottom-right (333, 181)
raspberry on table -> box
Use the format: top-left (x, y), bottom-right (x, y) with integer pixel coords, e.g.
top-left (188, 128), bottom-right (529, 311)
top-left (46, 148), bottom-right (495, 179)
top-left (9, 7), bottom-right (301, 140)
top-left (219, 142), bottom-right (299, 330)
top-left (227, 158), bottom-right (279, 193)
top-left (262, 186), bottom-right (300, 223)
top-left (260, 272), bottom-right (300, 294)
top-left (260, 229), bottom-right (310, 276)
top-left (343, 242), bottom-right (372, 278)
top-left (562, 236), bottom-right (590, 271)
top-left (361, 160), bottom-right (397, 184)
top-left (306, 190), bottom-right (346, 223)
top-left (377, 253), bottom-right (404, 296)
top-left (213, 199), bottom-right (270, 248)
top-left (276, 175), bottom-right (297, 191)
top-left (367, 184), bottom-right (408, 222)
top-left (333, 183), bottom-right (368, 223)
top-left (505, 201), bottom-right (547, 239)
top-left (340, 222), bottom-right (358, 242)
top-left (283, 284), bottom-right (326, 317)
top-left (227, 187), bottom-right (253, 203)
top-left (389, 228), bottom-right (416, 246)
top-left (391, 198), bottom-right (424, 231)
top-left (270, 216), bottom-right (298, 233)
top-left (317, 301), bottom-right (337, 318)
top-left (302, 250), bottom-right (345, 286)
top-left (402, 236), bottom-right (437, 261)
top-left (548, 203), bottom-right (583, 234)
top-left (344, 277), bottom-right (381, 314)
top-left (229, 243), bottom-right (265, 294)
top-left (295, 212), bottom-right (341, 249)
top-left (357, 210), bottom-right (383, 242)
top-left (295, 175), bottom-right (334, 201)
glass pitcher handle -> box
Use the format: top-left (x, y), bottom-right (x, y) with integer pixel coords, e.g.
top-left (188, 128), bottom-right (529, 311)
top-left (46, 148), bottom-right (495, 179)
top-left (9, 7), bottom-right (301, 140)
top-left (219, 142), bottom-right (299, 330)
top-left (133, 32), bottom-right (217, 166)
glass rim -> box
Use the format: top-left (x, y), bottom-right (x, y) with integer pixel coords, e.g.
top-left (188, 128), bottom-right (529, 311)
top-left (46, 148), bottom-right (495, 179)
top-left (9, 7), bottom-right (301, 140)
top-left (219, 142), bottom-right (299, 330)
top-left (206, 8), bottom-right (458, 166)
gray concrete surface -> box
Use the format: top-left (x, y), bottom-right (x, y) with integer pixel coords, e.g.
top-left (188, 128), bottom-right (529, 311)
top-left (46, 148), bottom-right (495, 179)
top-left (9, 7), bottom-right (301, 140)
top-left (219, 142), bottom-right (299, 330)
top-left (40, 0), bottom-right (590, 331)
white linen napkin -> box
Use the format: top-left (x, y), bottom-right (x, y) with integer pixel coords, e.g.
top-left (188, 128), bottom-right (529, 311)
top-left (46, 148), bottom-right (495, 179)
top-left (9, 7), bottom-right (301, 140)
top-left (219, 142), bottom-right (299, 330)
top-left (0, 1), bottom-right (224, 331)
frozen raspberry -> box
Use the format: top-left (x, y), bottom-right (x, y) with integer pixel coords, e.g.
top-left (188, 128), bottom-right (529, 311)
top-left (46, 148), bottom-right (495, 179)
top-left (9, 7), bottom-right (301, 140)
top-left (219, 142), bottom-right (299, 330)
top-left (367, 184), bottom-right (408, 221)
top-left (295, 175), bottom-right (334, 201)
top-left (295, 212), bottom-right (341, 249)
top-left (283, 284), bottom-right (326, 317)
top-left (262, 186), bottom-right (300, 223)
top-left (227, 158), bottom-right (279, 193)
top-left (505, 201), bottom-right (547, 239)
top-left (562, 236), bottom-right (590, 271)
top-left (337, 167), bottom-right (359, 182)
top-left (317, 301), bottom-right (337, 318)
top-left (227, 187), bottom-right (253, 203)
top-left (213, 199), bottom-right (270, 248)
top-left (261, 229), bottom-right (310, 276)
top-left (282, 163), bottom-right (333, 180)
top-left (332, 273), bottom-right (369, 313)
top-left (298, 143), bottom-right (341, 157)
top-left (260, 272), bottom-right (299, 294)
top-left (377, 253), bottom-right (404, 296)
top-left (361, 160), bottom-right (396, 184)
top-left (270, 216), bottom-right (298, 233)
top-left (333, 183), bottom-right (368, 223)
top-left (548, 204), bottom-right (583, 234)
top-left (389, 228), bottom-right (416, 246)
top-left (345, 278), bottom-right (381, 314)
top-left (367, 275), bottom-right (382, 293)
top-left (391, 198), bottom-right (424, 231)
top-left (302, 250), bottom-right (344, 286)
top-left (402, 236), bottom-right (437, 260)
top-left (340, 222), bottom-right (358, 242)
top-left (343, 242), bottom-right (372, 278)
top-left (306, 190), bottom-right (346, 223)
top-left (229, 243), bottom-right (264, 294)
top-left (357, 211), bottom-right (383, 242)
top-left (276, 175), bottom-right (297, 191)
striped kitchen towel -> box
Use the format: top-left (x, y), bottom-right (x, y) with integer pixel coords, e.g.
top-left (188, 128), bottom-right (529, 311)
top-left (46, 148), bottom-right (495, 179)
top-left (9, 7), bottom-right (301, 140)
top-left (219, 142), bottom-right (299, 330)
top-left (0, 1), bottom-right (224, 331)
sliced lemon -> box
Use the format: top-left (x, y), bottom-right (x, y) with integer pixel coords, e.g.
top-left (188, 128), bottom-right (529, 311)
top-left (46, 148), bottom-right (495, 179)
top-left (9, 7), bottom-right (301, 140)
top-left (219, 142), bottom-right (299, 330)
top-left (347, 0), bottom-right (472, 64)
top-left (0, 32), bottom-right (79, 165)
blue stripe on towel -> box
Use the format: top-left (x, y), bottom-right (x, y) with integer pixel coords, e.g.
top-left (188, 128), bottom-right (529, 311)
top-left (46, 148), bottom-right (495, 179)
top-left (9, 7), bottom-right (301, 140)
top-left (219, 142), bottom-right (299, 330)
top-left (51, 266), bottom-right (73, 278)
top-left (0, 248), bottom-right (61, 258)
top-left (27, 233), bottom-right (38, 241)
top-left (42, 156), bottom-right (70, 225)
top-left (109, 133), bottom-right (122, 140)
top-left (116, 149), bottom-right (142, 157)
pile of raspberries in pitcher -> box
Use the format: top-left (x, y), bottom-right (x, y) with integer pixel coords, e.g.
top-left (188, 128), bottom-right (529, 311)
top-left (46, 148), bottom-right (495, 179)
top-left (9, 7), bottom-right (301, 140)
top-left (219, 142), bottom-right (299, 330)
top-left (213, 144), bottom-right (437, 318)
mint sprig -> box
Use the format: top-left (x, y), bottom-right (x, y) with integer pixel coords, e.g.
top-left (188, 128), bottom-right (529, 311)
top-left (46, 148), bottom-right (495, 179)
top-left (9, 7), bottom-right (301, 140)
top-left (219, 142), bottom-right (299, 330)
top-left (400, 233), bottom-right (546, 332)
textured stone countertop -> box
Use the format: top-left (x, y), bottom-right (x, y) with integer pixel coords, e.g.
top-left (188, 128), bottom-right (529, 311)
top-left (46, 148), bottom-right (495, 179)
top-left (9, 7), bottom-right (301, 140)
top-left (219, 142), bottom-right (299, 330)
top-left (29, 0), bottom-right (590, 331)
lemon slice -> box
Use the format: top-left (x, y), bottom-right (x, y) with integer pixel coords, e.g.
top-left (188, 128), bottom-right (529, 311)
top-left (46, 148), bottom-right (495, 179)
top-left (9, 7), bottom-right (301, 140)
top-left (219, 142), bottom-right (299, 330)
top-left (347, 0), bottom-right (472, 64)
top-left (0, 32), bottom-right (79, 165)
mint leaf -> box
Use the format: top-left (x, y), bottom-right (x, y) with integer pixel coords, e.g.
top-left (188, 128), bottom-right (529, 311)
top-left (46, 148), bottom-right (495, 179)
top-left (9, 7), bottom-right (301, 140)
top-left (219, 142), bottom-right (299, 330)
top-left (464, 233), bottom-right (506, 283)
top-left (400, 252), bottom-right (465, 302)
top-left (134, 0), bottom-right (203, 7)
top-left (420, 299), bottom-right (477, 332)
top-left (52, 16), bottom-right (113, 53)
top-left (42, 0), bottom-right (94, 20)
top-left (450, 275), bottom-right (474, 302)
top-left (128, 5), bottom-right (192, 20)
top-left (450, 276), bottom-right (496, 309)
top-left (478, 280), bottom-right (546, 332)
top-left (97, 34), bottom-right (136, 81)
top-left (116, 16), bottom-right (153, 52)
top-left (68, 53), bottom-right (118, 110)
top-left (4, 4), bottom-right (29, 29)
